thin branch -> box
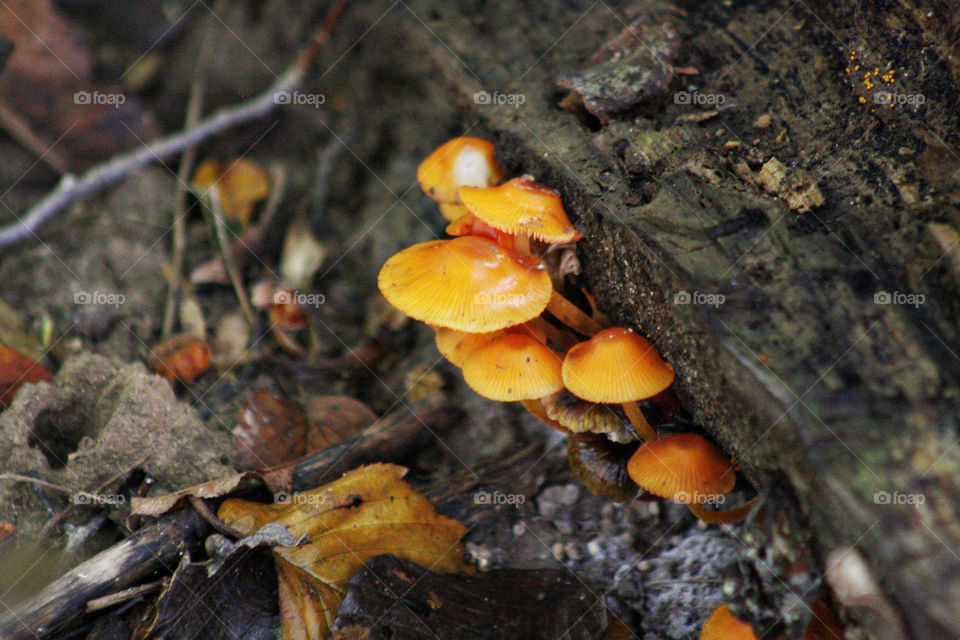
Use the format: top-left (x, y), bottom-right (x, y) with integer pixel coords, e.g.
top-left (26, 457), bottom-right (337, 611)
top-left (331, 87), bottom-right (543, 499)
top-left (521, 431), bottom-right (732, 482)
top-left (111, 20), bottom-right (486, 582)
top-left (0, 0), bottom-right (348, 248)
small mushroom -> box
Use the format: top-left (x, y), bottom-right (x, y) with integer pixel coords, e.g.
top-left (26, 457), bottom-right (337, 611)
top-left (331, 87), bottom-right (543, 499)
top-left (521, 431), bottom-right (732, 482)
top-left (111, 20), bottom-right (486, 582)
top-left (377, 236), bottom-right (552, 332)
top-left (433, 323), bottom-right (545, 369)
top-left (561, 327), bottom-right (674, 442)
top-left (417, 137), bottom-right (504, 218)
top-left (567, 432), bottom-right (640, 502)
top-left (700, 604), bottom-right (758, 640)
top-left (461, 333), bottom-right (564, 402)
top-left (459, 176), bottom-right (584, 254)
top-left (626, 433), bottom-right (757, 524)
top-left (540, 389), bottom-right (625, 436)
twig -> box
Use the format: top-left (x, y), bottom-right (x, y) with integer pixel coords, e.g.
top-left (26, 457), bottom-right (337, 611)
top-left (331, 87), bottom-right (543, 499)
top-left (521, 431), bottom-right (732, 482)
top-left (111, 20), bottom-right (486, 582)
top-left (85, 579), bottom-right (166, 613)
top-left (0, 100), bottom-right (70, 174)
top-left (0, 473), bottom-right (72, 494)
top-left (205, 190), bottom-right (255, 323)
top-left (187, 495), bottom-right (246, 538)
top-left (162, 79), bottom-right (205, 338)
top-left (0, 0), bottom-right (348, 248)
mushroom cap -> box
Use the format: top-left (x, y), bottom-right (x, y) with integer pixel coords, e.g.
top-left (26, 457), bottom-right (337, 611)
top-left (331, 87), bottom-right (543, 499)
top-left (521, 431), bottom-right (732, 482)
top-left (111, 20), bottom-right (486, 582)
top-left (378, 236), bottom-right (551, 332)
top-left (434, 324), bottom-right (544, 368)
top-left (562, 327), bottom-right (674, 403)
top-left (700, 604), bottom-right (757, 640)
top-left (438, 202), bottom-right (470, 222)
top-left (626, 433), bottom-right (736, 503)
top-left (541, 389), bottom-right (624, 434)
top-left (462, 333), bottom-right (564, 401)
top-left (417, 137), bottom-right (504, 204)
top-left (445, 212), bottom-right (500, 243)
top-left (459, 177), bottom-right (583, 243)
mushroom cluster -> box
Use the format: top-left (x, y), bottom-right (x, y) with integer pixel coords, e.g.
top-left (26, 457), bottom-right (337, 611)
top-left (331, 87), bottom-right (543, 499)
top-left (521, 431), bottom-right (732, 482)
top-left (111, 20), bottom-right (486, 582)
top-left (378, 137), bottom-right (757, 524)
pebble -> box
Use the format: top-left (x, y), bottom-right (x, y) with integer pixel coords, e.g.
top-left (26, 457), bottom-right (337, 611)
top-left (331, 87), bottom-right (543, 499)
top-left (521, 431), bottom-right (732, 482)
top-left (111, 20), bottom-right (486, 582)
top-left (551, 542), bottom-right (566, 561)
top-left (512, 522), bottom-right (526, 537)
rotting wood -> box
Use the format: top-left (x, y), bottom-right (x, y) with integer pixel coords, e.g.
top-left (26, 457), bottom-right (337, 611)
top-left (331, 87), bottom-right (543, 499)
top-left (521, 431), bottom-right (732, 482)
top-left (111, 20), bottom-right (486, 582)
top-left (400, 1), bottom-right (960, 638)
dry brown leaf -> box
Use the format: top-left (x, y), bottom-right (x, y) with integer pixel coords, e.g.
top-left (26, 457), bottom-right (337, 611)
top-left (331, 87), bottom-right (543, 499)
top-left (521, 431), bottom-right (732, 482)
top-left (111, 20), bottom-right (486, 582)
top-left (193, 158), bottom-right (271, 228)
top-left (130, 471), bottom-right (261, 517)
top-left (0, 343), bottom-right (50, 407)
top-left (218, 463), bottom-right (471, 640)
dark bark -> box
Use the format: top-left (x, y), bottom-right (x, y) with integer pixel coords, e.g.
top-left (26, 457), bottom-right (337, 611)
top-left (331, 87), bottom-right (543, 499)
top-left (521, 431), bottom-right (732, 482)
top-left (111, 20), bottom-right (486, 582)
top-left (399, 1), bottom-right (960, 638)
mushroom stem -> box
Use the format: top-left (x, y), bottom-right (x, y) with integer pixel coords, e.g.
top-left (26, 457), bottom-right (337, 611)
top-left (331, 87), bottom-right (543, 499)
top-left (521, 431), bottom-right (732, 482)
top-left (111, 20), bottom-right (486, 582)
top-left (521, 398), bottom-right (569, 433)
top-left (513, 233), bottom-right (532, 256)
top-left (687, 497), bottom-right (759, 524)
top-left (622, 401), bottom-right (659, 443)
top-left (546, 290), bottom-right (604, 336)
top-left (527, 317), bottom-right (580, 351)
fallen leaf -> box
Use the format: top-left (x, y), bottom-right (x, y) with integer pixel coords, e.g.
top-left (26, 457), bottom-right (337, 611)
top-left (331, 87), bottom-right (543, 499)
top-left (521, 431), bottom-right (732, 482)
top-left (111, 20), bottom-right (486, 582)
top-left (218, 463), bottom-right (471, 640)
top-left (304, 395), bottom-right (378, 452)
top-left (130, 472), bottom-right (261, 517)
top-left (233, 389), bottom-right (308, 471)
top-left (148, 333), bottom-right (211, 384)
top-left (193, 158), bottom-right (271, 229)
top-left (0, 343), bottom-right (50, 407)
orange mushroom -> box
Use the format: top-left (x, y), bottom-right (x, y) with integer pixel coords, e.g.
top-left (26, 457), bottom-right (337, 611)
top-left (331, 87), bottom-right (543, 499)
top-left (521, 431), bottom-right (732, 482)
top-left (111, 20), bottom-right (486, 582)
top-left (700, 604), bottom-right (757, 640)
top-left (562, 327), bottom-right (674, 442)
top-left (433, 323), bottom-right (545, 368)
top-left (459, 177), bottom-right (583, 254)
top-left (626, 433), bottom-right (756, 524)
top-left (417, 137), bottom-right (504, 218)
top-left (377, 236), bottom-right (552, 332)
top-left (461, 333), bottom-right (564, 402)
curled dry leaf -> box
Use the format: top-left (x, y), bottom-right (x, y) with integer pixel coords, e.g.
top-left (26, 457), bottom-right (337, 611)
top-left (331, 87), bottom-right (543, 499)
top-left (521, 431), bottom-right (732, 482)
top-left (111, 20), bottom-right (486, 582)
top-left (148, 333), bottom-right (211, 384)
top-left (217, 463), bottom-right (471, 640)
top-left (0, 343), bottom-right (51, 407)
top-left (130, 471), bottom-right (261, 518)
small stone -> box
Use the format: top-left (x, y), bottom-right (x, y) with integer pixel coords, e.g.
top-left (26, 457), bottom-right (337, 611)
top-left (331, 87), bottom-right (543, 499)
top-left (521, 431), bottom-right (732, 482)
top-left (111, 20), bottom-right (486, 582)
top-left (558, 483), bottom-right (580, 506)
top-left (564, 542), bottom-right (583, 560)
top-left (551, 542), bottom-right (566, 561)
top-left (587, 538), bottom-right (603, 556)
top-left (512, 522), bottom-right (526, 537)
top-left (753, 113), bottom-right (772, 128)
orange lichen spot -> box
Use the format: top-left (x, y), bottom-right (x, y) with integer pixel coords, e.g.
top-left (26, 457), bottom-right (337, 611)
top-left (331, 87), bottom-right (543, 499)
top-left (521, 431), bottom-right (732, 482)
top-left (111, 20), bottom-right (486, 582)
top-left (378, 236), bottom-right (551, 332)
top-left (562, 328), bottom-right (674, 404)
top-left (460, 177), bottom-right (583, 244)
top-left (626, 433), bottom-right (736, 503)
top-left (700, 604), bottom-right (758, 640)
top-left (417, 137), bottom-right (504, 204)
top-left (462, 333), bottom-right (564, 401)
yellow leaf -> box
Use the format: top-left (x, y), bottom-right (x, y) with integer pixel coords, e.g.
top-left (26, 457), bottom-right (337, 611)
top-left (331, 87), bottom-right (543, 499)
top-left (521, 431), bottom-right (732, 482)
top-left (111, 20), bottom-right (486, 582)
top-left (192, 157), bottom-right (270, 229)
top-left (217, 463), bottom-right (471, 640)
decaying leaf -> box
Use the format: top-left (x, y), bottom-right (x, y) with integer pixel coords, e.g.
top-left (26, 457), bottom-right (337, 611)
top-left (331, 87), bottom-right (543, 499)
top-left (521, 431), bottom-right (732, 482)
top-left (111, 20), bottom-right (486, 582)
top-left (556, 17), bottom-right (679, 123)
top-left (329, 554), bottom-right (608, 640)
top-left (130, 472), bottom-right (261, 518)
top-left (233, 389), bottom-right (309, 471)
top-left (304, 395), bottom-right (378, 451)
top-left (135, 548), bottom-right (279, 640)
top-left (218, 463), bottom-right (472, 640)
top-left (148, 333), bottom-right (212, 384)
top-left (193, 158), bottom-right (271, 229)
top-left (0, 343), bottom-right (50, 407)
